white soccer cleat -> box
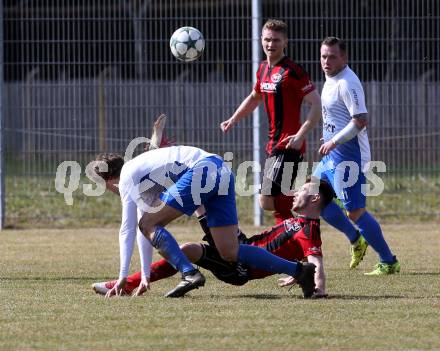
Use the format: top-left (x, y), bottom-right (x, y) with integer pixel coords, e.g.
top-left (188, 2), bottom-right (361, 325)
top-left (92, 282), bottom-right (111, 295)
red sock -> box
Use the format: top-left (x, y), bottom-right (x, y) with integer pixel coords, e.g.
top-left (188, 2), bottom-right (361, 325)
top-left (273, 194), bottom-right (294, 224)
top-left (149, 258), bottom-right (178, 282)
top-left (123, 259), bottom-right (178, 292)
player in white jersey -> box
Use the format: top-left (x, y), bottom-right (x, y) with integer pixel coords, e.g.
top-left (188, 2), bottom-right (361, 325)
top-left (94, 145), bottom-right (317, 298)
top-left (313, 37), bottom-right (400, 276)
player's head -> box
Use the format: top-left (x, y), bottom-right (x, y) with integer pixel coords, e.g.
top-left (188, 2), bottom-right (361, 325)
top-left (93, 153), bottom-right (124, 181)
top-left (261, 19), bottom-right (288, 62)
top-left (320, 36), bottom-right (347, 77)
top-left (292, 178), bottom-right (335, 214)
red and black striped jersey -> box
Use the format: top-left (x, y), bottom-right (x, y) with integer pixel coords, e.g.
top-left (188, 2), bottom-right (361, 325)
top-left (254, 56), bottom-right (315, 154)
top-left (244, 216), bottom-right (322, 280)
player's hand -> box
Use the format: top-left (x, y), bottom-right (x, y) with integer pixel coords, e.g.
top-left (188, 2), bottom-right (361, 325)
top-left (134, 277), bottom-right (151, 296)
top-left (319, 140), bottom-right (337, 155)
top-left (220, 117), bottom-right (235, 133)
top-left (279, 135), bottom-right (302, 150)
top-left (105, 277), bottom-right (127, 298)
top-left (278, 276), bottom-right (298, 287)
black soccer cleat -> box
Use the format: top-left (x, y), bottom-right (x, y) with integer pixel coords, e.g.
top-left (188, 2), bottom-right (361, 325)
top-left (165, 270), bottom-right (206, 298)
top-left (294, 262), bottom-right (316, 299)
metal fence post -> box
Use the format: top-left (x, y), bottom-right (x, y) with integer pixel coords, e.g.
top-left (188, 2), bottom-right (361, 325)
top-left (0, 0), bottom-right (4, 229)
top-left (252, 0), bottom-right (262, 226)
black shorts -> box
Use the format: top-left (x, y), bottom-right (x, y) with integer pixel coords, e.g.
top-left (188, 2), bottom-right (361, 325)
top-left (261, 149), bottom-right (304, 196)
top-left (196, 244), bottom-right (249, 286)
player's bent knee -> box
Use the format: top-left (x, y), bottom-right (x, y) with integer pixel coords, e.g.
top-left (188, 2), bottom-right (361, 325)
top-left (180, 242), bottom-right (203, 262)
top-left (217, 247), bottom-right (238, 263)
top-left (138, 216), bottom-right (156, 237)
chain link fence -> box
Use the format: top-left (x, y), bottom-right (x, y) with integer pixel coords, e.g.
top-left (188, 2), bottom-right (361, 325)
top-left (2, 0), bottom-right (439, 227)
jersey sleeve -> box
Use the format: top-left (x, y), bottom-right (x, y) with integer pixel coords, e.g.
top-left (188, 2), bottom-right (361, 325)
top-left (118, 179), bottom-right (138, 279)
top-left (253, 64), bottom-right (263, 95)
top-left (296, 226), bottom-right (323, 257)
top-left (340, 79), bottom-right (368, 117)
top-left (292, 66), bottom-right (315, 98)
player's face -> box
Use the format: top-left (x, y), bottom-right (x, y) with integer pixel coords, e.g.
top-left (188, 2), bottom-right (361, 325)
top-left (261, 29), bottom-right (288, 63)
top-left (292, 183), bottom-right (316, 212)
top-left (320, 44), bottom-right (347, 77)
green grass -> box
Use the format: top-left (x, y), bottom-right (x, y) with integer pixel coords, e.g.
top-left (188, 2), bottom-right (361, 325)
top-left (1, 223), bottom-right (440, 351)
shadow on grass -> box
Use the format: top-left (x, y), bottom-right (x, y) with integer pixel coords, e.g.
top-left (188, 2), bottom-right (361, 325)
top-left (231, 294), bottom-right (284, 299)
top-left (0, 276), bottom-right (113, 281)
top-left (324, 294), bottom-right (406, 300)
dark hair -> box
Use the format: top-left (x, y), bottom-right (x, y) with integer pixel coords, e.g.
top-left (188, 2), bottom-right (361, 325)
top-left (306, 177), bottom-right (336, 209)
top-left (94, 153), bottom-right (124, 181)
top-left (321, 36), bottom-right (346, 54)
top-left (317, 180), bottom-right (336, 208)
top-left (262, 19), bottom-right (288, 36)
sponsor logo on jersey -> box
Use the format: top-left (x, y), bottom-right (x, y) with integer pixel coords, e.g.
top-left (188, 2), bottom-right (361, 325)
top-left (260, 82), bottom-right (277, 92)
top-left (271, 73), bottom-right (282, 83)
top-left (301, 81), bottom-right (313, 92)
top-left (324, 122), bottom-right (336, 133)
top-left (284, 219), bottom-right (302, 233)
top-left (351, 88), bottom-right (359, 107)
top-left (309, 246), bottom-right (322, 254)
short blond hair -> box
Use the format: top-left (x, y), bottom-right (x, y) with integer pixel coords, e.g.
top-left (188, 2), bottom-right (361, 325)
top-left (262, 19), bottom-right (287, 36)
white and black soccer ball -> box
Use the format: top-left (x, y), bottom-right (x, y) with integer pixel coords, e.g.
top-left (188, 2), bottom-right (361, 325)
top-left (170, 27), bottom-right (205, 62)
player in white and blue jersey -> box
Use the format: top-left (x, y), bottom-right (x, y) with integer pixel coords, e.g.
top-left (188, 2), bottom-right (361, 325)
top-left (94, 145), bottom-right (316, 298)
top-left (313, 37), bottom-right (400, 275)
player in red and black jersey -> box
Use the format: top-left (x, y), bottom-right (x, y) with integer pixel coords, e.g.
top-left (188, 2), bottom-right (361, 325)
top-left (93, 179), bottom-right (335, 298)
top-left (220, 19), bottom-right (321, 225)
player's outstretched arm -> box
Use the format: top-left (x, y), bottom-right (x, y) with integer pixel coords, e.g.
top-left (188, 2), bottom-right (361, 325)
top-left (220, 90), bottom-right (261, 132)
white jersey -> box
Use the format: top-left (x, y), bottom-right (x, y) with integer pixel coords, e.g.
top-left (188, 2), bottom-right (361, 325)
top-left (117, 145), bottom-right (218, 279)
top-left (321, 65), bottom-right (371, 168)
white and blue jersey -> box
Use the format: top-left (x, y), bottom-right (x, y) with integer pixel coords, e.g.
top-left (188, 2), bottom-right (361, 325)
top-left (117, 145), bottom-right (237, 279)
top-left (314, 66), bottom-right (371, 210)
top-left (321, 65), bottom-right (370, 168)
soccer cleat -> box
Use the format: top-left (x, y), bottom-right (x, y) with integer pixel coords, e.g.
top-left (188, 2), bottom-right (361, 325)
top-left (350, 234), bottom-right (369, 269)
top-left (294, 262), bottom-right (316, 299)
top-left (164, 270), bottom-right (206, 298)
top-left (364, 260), bottom-right (401, 276)
top-left (92, 281), bottom-right (114, 295)
top-left (92, 280), bottom-right (137, 296)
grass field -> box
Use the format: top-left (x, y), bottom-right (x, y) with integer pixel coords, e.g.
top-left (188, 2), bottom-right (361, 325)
top-left (1, 223), bottom-right (440, 351)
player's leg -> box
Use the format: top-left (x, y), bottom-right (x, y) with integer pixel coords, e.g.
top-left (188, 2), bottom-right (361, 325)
top-left (261, 150), bottom-right (303, 224)
top-left (205, 172), bottom-right (316, 298)
top-left (92, 242), bottom-right (204, 296)
top-left (195, 244), bottom-right (249, 286)
top-left (138, 199), bottom-right (206, 297)
top-left (313, 157), bottom-right (361, 244)
top-left (339, 171), bottom-right (399, 274)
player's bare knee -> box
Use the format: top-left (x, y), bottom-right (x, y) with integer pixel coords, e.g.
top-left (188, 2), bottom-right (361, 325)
top-left (138, 217), bottom-right (155, 238)
top-left (180, 242), bottom-right (203, 262)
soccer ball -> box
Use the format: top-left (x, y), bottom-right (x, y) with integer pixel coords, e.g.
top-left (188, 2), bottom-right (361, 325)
top-left (170, 27), bottom-right (205, 62)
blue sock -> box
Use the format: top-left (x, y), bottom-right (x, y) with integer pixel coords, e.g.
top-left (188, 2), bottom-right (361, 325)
top-left (151, 227), bottom-right (195, 275)
top-left (237, 244), bottom-right (299, 277)
top-left (355, 212), bottom-right (395, 264)
top-left (321, 201), bottom-right (359, 243)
